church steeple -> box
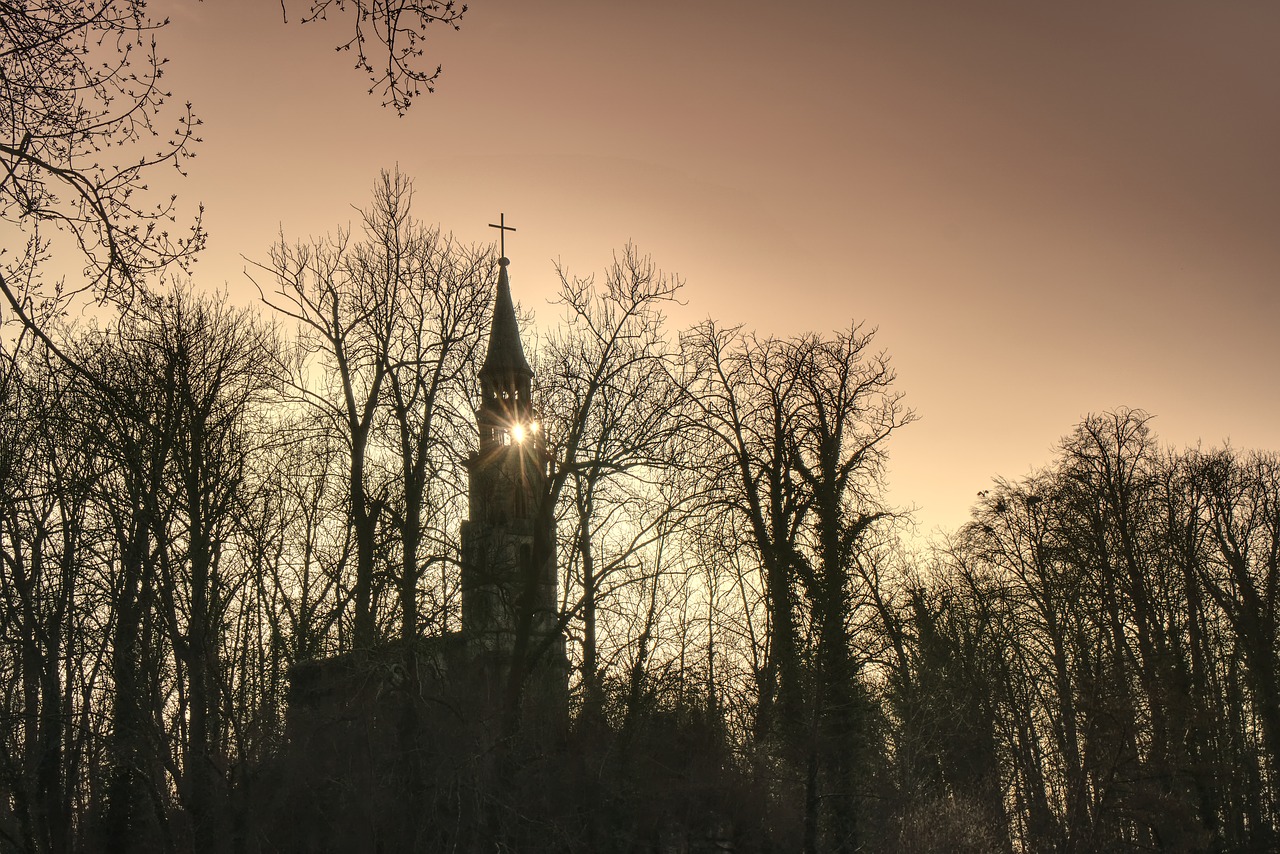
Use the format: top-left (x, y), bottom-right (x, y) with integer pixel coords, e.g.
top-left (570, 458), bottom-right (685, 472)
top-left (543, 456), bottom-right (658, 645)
top-left (480, 258), bottom-right (533, 381)
top-left (476, 256), bottom-right (535, 452)
top-left (458, 213), bottom-right (566, 729)
top-left (475, 215), bottom-right (535, 452)
top-left (461, 224), bottom-right (559, 667)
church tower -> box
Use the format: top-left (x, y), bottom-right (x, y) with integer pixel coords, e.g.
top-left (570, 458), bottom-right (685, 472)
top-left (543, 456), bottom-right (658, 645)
top-left (460, 248), bottom-right (563, 689)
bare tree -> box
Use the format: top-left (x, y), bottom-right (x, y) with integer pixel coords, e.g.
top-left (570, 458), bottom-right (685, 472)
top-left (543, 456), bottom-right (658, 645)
top-left (376, 174), bottom-right (490, 644)
top-left (538, 245), bottom-right (687, 725)
top-left (258, 170), bottom-right (491, 650)
top-left (0, 345), bottom-right (101, 854)
top-left (787, 326), bottom-right (913, 852)
top-left (0, 0), bottom-right (203, 327)
top-left (144, 288), bottom-right (278, 853)
top-left (683, 323), bottom-right (810, 745)
top-left (1196, 449), bottom-right (1280, 793)
top-left (945, 413), bottom-right (1280, 851)
top-left (260, 206), bottom-right (394, 650)
top-left (1, 0), bottom-right (468, 356)
top-left (290, 0), bottom-right (468, 114)
top-left (67, 317), bottom-right (185, 854)
top-left (684, 321), bottom-right (913, 852)
top-left (248, 422), bottom-right (352, 663)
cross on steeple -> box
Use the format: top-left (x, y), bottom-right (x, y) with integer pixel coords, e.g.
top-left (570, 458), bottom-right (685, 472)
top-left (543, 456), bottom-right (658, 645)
top-left (488, 213), bottom-right (516, 259)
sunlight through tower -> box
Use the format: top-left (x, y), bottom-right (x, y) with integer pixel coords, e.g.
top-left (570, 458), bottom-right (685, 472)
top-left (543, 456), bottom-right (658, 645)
top-left (460, 236), bottom-right (566, 712)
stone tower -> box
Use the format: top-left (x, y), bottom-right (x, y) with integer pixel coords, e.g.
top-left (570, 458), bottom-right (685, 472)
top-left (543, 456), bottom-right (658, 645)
top-left (460, 254), bottom-right (565, 705)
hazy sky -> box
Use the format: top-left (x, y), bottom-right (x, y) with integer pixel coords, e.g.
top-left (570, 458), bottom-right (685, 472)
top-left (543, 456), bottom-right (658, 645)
top-left (151, 0), bottom-right (1280, 535)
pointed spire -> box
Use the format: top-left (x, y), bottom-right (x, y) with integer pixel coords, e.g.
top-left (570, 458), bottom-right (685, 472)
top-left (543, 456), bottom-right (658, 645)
top-left (481, 257), bottom-right (533, 378)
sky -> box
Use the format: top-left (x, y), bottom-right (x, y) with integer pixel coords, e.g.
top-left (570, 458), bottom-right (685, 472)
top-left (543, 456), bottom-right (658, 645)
top-left (147, 0), bottom-right (1280, 536)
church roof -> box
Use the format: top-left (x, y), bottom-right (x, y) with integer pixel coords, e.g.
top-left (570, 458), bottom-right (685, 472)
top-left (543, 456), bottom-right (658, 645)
top-left (481, 258), bottom-right (533, 378)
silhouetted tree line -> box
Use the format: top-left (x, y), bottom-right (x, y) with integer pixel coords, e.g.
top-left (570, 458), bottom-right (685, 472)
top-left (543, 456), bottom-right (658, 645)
top-left (2, 174), bottom-right (1278, 852)
top-left (902, 410), bottom-right (1280, 852)
top-left (5, 3), bottom-right (1277, 851)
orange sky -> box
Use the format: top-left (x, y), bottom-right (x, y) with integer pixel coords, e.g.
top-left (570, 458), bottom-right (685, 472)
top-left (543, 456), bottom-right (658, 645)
top-left (150, 0), bottom-right (1280, 536)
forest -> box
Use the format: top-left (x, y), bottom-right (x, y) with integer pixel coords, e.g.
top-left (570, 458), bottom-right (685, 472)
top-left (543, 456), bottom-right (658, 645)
top-left (3, 169), bottom-right (1279, 852)
top-left (3, 2), bottom-right (1279, 852)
